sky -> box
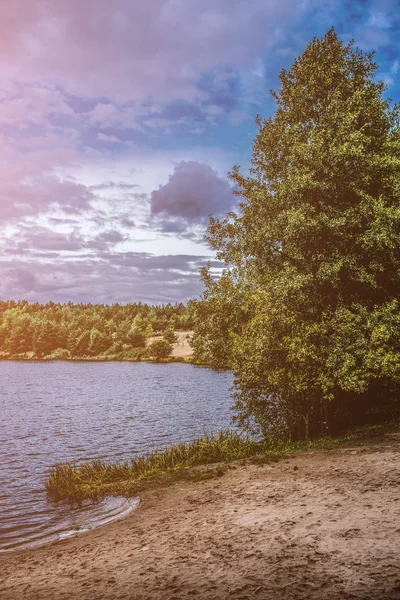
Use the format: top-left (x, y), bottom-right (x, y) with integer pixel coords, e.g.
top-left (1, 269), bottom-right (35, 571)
top-left (0, 0), bottom-right (399, 305)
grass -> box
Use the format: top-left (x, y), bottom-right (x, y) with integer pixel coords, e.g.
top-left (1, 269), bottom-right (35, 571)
top-left (46, 431), bottom-right (268, 502)
top-left (46, 421), bottom-right (400, 503)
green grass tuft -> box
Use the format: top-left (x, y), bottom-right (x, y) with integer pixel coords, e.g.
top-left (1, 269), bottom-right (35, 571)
top-left (46, 430), bottom-right (279, 501)
top-left (46, 420), bottom-right (400, 503)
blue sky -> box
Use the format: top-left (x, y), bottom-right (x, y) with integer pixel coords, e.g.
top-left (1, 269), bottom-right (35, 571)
top-left (0, 0), bottom-right (399, 304)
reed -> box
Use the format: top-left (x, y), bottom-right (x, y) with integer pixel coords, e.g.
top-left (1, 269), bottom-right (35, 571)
top-left (46, 421), bottom-right (400, 502)
top-left (46, 430), bottom-right (280, 501)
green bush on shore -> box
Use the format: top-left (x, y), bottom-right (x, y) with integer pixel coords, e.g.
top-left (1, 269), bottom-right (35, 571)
top-left (43, 348), bottom-right (71, 360)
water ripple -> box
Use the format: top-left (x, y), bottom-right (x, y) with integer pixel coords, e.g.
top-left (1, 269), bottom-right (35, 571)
top-left (0, 362), bottom-right (233, 551)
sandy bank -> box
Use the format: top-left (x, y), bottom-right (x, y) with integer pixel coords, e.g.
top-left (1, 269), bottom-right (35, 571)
top-left (148, 330), bottom-right (193, 359)
top-left (1, 433), bottom-right (400, 600)
top-left (171, 331), bottom-right (193, 359)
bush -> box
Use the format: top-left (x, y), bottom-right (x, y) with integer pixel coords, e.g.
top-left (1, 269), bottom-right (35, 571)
top-left (44, 348), bottom-right (71, 360)
top-left (148, 338), bottom-right (173, 360)
top-left (163, 328), bottom-right (178, 344)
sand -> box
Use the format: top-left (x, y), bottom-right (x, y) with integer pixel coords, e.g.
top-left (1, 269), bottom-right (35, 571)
top-left (1, 432), bottom-right (400, 600)
top-left (147, 331), bottom-right (193, 359)
top-left (171, 331), bottom-right (193, 359)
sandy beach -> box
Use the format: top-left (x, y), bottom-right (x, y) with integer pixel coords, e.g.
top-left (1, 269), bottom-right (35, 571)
top-left (1, 432), bottom-right (399, 600)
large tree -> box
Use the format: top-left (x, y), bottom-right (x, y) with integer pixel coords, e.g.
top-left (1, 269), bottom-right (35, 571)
top-left (192, 29), bottom-right (400, 440)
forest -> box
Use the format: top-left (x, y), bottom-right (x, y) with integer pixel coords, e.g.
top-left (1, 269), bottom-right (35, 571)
top-left (0, 300), bottom-right (193, 361)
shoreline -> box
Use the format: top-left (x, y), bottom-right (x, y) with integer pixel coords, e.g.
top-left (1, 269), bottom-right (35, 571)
top-left (0, 498), bottom-right (139, 555)
top-left (0, 331), bottom-right (197, 364)
top-left (1, 431), bottom-right (399, 599)
top-left (0, 357), bottom-right (195, 363)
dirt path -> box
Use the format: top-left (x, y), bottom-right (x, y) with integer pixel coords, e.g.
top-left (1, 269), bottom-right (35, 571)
top-left (1, 433), bottom-right (400, 600)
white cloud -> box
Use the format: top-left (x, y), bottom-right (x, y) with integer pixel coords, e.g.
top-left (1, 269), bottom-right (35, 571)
top-left (97, 133), bottom-right (121, 143)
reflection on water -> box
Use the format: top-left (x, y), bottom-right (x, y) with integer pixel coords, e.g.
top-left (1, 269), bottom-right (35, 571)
top-left (0, 362), bottom-right (233, 551)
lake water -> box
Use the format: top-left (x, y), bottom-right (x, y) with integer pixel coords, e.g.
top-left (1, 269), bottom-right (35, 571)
top-left (0, 362), bottom-right (234, 552)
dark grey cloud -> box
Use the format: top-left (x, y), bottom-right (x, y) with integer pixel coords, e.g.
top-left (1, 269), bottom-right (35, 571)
top-left (150, 161), bottom-right (236, 233)
top-left (0, 175), bottom-right (94, 224)
top-left (3, 226), bottom-right (85, 254)
top-left (2, 225), bottom-right (128, 257)
top-left (0, 252), bottom-right (211, 304)
top-left (109, 252), bottom-right (210, 272)
top-left (89, 230), bottom-right (127, 251)
top-left (119, 216), bottom-right (136, 228)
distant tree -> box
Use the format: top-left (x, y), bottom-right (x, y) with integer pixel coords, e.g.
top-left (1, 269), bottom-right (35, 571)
top-left (69, 330), bottom-right (91, 357)
top-left (89, 329), bottom-right (110, 355)
top-left (144, 323), bottom-right (155, 339)
top-left (46, 348), bottom-right (71, 360)
top-left (126, 327), bottom-right (146, 348)
top-left (148, 338), bottom-right (173, 360)
top-left (132, 313), bottom-right (146, 333)
top-left (104, 340), bottom-right (125, 355)
top-left (163, 327), bottom-right (178, 344)
top-left (33, 321), bottom-right (58, 357)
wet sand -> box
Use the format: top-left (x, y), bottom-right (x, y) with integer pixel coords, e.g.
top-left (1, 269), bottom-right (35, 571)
top-left (1, 432), bottom-right (400, 600)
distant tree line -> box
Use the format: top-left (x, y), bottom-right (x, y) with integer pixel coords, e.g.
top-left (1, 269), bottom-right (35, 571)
top-left (0, 300), bottom-right (192, 361)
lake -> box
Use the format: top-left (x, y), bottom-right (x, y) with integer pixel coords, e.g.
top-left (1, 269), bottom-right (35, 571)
top-left (0, 362), bottom-right (234, 551)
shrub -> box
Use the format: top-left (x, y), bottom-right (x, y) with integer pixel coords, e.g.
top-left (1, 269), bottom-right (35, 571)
top-left (148, 338), bottom-right (173, 360)
top-left (44, 348), bottom-right (71, 360)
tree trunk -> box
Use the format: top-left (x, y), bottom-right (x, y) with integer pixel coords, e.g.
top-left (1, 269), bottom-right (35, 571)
top-left (304, 412), bottom-right (310, 441)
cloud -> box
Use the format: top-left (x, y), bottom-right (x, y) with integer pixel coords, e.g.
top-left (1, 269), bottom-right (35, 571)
top-left (150, 161), bottom-right (236, 232)
top-left (2, 225), bottom-right (129, 256)
top-left (0, 82), bottom-right (75, 129)
top-left (87, 103), bottom-right (145, 130)
top-left (0, 253), bottom-right (210, 304)
top-left (0, 0), bottom-right (299, 104)
top-left (97, 133), bottom-right (123, 143)
top-left (5, 226), bottom-right (85, 254)
top-left (0, 173), bottom-right (94, 224)
top-left (89, 230), bottom-right (126, 250)
top-left (392, 60), bottom-right (399, 74)
top-left (1, 0), bottom-right (398, 305)
top-left (89, 181), bottom-right (140, 191)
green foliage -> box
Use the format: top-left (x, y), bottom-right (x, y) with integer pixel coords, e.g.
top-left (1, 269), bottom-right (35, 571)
top-left (45, 430), bottom-right (276, 501)
top-left (144, 323), bottom-right (155, 339)
top-left (45, 348), bottom-right (71, 360)
top-left (163, 327), bottom-right (178, 344)
top-left (148, 338), bottom-right (173, 360)
top-left (0, 311), bottom-right (34, 355)
top-left (189, 272), bottom-right (245, 369)
top-left (126, 326), bottom-right (145, 348)
top-left (0, 300), bottom-right (192, 360)
top-left (45, 420), bottom-right (400, 502)
top-left (69, 330), bottom-right (91, 357)
top-left (193, 29), bottom-right (400, 439)
top-left (33, 320), bottom-right (59, 357)
top-left (89, 329), bottom-right (111, 356)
